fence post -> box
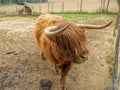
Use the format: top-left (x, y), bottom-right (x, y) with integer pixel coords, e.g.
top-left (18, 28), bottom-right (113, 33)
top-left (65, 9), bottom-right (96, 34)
top-left (31, 6), bottom-right (34, 15)
top-left (52, 2), bottom-right (53, 12)
top-left (77, 2), bottom-right (79, 12)
top-left (116, 1), bottom-right (120, 89)
top-left (39, 4), bottom-right (41, 13)
top-left (106, 0), bottom-right (110, 13)
top-left (48, 2), bottom-right (49, 13)
top-left (15, 6), bottom-right (18, 15)
top-left (80, 0), bottom-right (83, 12)
top-left (111, 0), bottom-right (120, 90)
top-left (101, 0), bottom-right (103, 11)
top-left (61, 1), bottom-right (64, 12)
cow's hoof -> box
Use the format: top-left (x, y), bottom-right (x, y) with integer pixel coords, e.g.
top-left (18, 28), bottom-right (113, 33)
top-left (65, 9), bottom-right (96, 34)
top-left (40, 56), bottom-right (46, 60)
top-left (55, 69), bottom-right (60, 75)
top-left (42, 57), bottom-right (46, 60)
top-left (61, 87), bottom-right (64, 90)
top-left (60, 87), bottom-right (67, 90)
top-left (40, 53), bottom-right (46, 60)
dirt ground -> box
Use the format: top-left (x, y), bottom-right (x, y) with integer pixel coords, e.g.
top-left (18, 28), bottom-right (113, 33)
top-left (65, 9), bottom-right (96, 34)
top-left (0, 16), bottom-right (116, 90)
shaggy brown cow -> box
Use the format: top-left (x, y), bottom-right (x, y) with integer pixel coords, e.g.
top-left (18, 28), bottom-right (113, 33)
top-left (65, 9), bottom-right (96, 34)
top-left (34, 14), bottom-right (112, 90)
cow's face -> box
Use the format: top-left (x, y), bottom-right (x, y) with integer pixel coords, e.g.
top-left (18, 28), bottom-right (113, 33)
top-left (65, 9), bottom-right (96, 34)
top-left (44, 22), bottom-right (89, 64)
top-left (73, 27), bottom-right (89, 64)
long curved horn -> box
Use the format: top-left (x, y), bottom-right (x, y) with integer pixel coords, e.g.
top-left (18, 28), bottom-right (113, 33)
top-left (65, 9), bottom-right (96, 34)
top-left (77, 21), bottom-right (113, 29)
top-left (44, 23), bottom-right (70, 37)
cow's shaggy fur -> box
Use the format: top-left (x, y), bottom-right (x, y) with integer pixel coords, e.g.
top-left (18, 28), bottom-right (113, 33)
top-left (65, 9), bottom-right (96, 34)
top-left (34, 14), bottom-right (89, 90)
top-left (34, 14), bottom-right (111, 90)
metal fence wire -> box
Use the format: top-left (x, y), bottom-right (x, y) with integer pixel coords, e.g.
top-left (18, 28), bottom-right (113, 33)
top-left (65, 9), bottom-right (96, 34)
top-left (0, 0), bottom-right (118, 15)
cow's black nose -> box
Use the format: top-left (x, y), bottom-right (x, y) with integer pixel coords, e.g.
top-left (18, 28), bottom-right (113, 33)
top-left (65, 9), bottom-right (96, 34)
top-left (81, 54), bottom-right (88, 60)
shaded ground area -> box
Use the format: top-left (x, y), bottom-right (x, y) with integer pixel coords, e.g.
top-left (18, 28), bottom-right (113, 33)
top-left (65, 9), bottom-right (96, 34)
top-left (0, 16), bottom-right (115, 90)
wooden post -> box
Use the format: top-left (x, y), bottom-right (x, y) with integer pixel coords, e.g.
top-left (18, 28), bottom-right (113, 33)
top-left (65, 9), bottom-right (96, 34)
top-left (101, 0), bottom-right (103, 11)
top-left (15, 6), bottom-right (18, 15)
top-left (61, 3), bottom-right (62, 12)
top-left (62, 1), bottom-right (64, 12)
top-left (31, 6), bottom-right (34, 15)
top-left (103, 0), bottom-right (106, 13)
top-left (106, 0), bottom-right (110, 13)
top-left (77, 2), bottom-right (79, 12)
top-left (117, 1), bottom-right (120, 89)
top-left (39, 3), bottom-right (41, 13)
top-left (48, 2), bottom-right (49, 13)
top-left (111, 0), bottom-right (120, 90)
top-left (52, 2), bottom-right (53, 12)
top-left (80, 0), bottom-right (82, 12)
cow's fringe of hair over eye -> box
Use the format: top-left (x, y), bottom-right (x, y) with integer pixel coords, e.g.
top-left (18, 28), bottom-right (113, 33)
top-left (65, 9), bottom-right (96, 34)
top-left (54, 23), bottom-right (89, 57)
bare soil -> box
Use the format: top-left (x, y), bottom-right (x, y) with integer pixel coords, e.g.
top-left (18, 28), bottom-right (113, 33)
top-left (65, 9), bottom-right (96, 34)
top-left (0, 16), bottom-right (115, 90)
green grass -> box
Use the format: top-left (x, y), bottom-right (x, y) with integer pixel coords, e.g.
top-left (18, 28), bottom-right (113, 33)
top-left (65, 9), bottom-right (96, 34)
top-left (106, 55), bottom-right (114, 77)
top-left (29, 12), bottom-right (117, 22)
top-left (50, 12), bottom-right (117, 22)
top-left (0, 11), bottom-right (117, 22)
top-left (106, 55), bottom-right (113, 65)
top-left (32, 12), bottom-right (117, 23)
top-left (0, 3), bottom-right (12, 6)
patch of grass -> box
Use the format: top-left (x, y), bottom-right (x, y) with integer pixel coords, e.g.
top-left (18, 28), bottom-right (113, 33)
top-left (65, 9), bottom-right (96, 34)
top-left (0, 4), bottom-right (9, 7)
top-left (32, 12), bottom-right (41, 15)
top-left (0, 11), bottom-right (17, 16)
top-left (50, 12), bottom-right (117, 22)
top-left (106, 55), bottom-right (113, 65)
top-left (108, 66), bottom-right (113, 76)
top-left (0, 11), bottom-right (117, 22)
top-left (0, 30), bottom-right (15, 43)
top-left (106, 55), bottom-right (114, 77)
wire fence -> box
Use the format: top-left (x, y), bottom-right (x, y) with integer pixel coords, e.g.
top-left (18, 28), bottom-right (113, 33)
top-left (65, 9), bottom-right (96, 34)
top-left (0, 0), bottom-right (118, 15)
top-left (0, 0), bottom-right (119, 90)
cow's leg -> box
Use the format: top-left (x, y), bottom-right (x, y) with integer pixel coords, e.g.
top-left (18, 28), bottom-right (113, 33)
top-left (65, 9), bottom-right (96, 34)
top-left (59, 62), bottom-right (74, 90)
top-left (54, 65), bottom-right (59, 75)
top-left (41, 53), bottom-right (46, 60)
